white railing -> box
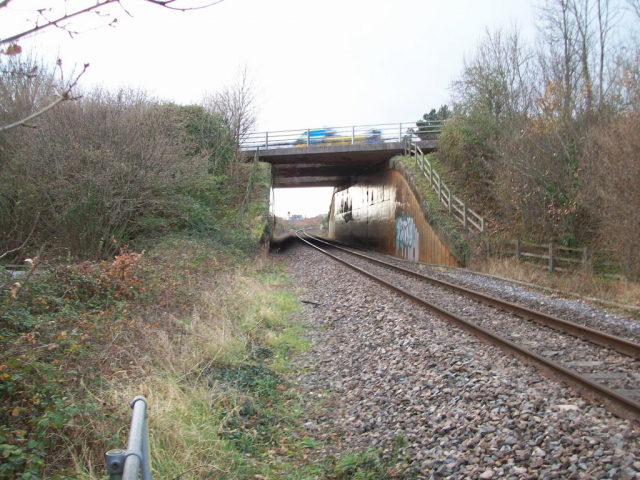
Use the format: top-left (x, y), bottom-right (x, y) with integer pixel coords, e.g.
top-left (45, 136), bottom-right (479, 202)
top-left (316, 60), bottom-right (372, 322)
top-left (404, 137), bottom-right (486, 233)
top-left (241, 121), bottom-right (443, 150)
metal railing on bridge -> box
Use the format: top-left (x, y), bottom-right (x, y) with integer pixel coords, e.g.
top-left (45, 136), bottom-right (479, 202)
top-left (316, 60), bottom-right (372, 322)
top-left (241, 121), bottom-right (443, 150)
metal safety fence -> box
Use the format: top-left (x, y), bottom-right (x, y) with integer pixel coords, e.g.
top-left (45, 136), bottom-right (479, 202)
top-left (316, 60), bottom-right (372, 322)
top-left (404, 137), bottom-right (485, 233)
top-left (105, 396), bottom-right (152, 480)
top-left (240, 120), bottom-right (443, 150)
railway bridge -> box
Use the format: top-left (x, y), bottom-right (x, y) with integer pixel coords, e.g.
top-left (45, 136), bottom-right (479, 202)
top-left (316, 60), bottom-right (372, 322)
top-left (243, 121), bottom-right (484, 267)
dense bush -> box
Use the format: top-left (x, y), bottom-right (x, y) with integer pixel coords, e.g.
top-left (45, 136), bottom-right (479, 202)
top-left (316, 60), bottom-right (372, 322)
top-left (438, 112), bottom-right (497, 203)
top-left (1, 89), bottom-right (207, 257)
top-left (582, 111), bottom-right (640, 278)
top-left (431, 5), bottom-right (640, 265)
top-left (0, 60), bottom-right (255, 260)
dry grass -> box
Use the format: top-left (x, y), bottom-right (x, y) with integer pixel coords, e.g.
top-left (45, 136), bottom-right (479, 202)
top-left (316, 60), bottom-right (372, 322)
top-left (61, 235), bottom-right (308, 478)
top-left (472, 257), bottom-right (640, 310)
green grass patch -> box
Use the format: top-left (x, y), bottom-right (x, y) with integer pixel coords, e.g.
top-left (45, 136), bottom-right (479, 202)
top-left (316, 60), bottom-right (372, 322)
top-left (1, 221), bottom-right (416, 479)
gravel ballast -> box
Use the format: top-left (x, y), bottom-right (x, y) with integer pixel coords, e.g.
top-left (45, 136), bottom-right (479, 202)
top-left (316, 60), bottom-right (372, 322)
top-left (278, 241), bottom-right (640, 479)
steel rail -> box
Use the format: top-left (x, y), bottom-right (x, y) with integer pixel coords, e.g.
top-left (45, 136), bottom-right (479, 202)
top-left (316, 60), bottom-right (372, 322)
top-left (305, 233), bottom-right (640, 359)
top-left (295, 230), bottom-right (640, 423)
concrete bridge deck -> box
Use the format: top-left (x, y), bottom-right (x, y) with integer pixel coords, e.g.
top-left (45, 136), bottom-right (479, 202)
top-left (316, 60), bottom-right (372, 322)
top-left (247, 140), bottom-right (438, 188)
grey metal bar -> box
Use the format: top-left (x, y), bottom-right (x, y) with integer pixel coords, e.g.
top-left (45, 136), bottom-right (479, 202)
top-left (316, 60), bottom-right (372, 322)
top-left (105, 396), bottom-right (152, 480)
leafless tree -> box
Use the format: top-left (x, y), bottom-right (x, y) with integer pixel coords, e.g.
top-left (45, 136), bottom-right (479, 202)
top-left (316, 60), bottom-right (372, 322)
top-left (201, 66), bottom-right (257, 179)
top-left (569, 0), bottom-right (595, 113)
top-left (627, 0), bottom-right (640, 18)
top-left (0, 0), bottom-right (224, 133)
top-left (537, 0), bottom-right (582, 118)
top-left (452, 27), bottom-right (538, 120)
top-left (538, 0), bottom-right (622, 115)
top-left (595, 0), bottom-right (620, 105)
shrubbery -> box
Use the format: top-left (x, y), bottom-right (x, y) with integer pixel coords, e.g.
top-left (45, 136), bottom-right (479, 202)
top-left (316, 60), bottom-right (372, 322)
top-left (0, 56), bottom-right (257, 261)
top-left (428, 7), bottom-right (640, 272)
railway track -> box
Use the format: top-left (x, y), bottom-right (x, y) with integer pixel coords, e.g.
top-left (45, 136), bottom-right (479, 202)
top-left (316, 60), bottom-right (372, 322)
top-left (295, 230), bottom-right (640, 424)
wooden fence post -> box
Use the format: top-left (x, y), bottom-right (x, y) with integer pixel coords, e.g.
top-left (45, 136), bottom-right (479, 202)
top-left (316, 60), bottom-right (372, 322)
top-left (463, 204), bottom-right (468, 229)
top-left (429, 164), bottom-right (433, 187)
top-left (582, 247), bottom-right (588, 271)
top-left (448, 189), bottom-right (452, 215)
top-left (548, 243), bottom-right (554, 272)
top-left (515, 239), bottom-right (521, 260)
top-left (437, 175), bottom-right (442, 203)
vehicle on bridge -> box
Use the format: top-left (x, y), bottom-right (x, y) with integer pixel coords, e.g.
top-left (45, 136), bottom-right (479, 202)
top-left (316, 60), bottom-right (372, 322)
top-left (293, 128), bottom-right (383, 147)
top-left (293, 128), bottom-right (338, 146)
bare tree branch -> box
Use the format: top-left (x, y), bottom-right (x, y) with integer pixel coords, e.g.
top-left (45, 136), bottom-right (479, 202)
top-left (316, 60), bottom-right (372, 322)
top-left (0, 1), bottom-right (225, 133)
top-left (0, 62), bottom-right (88, 132)
top-left (1, 1), bottom-right (116, 46)
top-left (1, 0), bottom-right (226, 46)
top-left (627, 0), bottom-right (640, 18)
top-left (145, 0), bottom-right (226, 11)
top-left (0, 212), bottom-right (39, 261)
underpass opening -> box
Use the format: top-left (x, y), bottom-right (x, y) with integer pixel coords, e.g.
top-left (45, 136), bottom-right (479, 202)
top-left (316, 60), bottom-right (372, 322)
top-left (248, 121), bottom-right (461, 265)
top-left (270, 187), bottom-right (333, 241)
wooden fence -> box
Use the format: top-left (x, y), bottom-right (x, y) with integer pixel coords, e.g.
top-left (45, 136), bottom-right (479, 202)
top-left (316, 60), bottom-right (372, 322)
top-left (506, 239), bottom-right (631, 278)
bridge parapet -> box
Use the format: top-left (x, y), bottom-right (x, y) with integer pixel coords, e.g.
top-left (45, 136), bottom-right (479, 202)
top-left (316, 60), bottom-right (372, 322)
top-left (241, 120), bottom-right (442, 151)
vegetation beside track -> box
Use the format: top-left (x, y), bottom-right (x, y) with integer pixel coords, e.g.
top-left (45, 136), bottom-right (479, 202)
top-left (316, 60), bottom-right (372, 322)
top-left (0, 170), bottom-right (409, 479)
top-left (393, 155), bottom-right (640, 310)
top-left (1, 238), bottom-right (417, 479)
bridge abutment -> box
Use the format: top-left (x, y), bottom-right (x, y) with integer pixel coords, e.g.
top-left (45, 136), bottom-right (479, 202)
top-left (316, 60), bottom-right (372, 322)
top-left (328, 159), bottom-right (467, 266)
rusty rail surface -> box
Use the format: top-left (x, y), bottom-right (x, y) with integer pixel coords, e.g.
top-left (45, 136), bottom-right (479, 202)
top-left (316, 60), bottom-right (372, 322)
top-left (296, 230), bottom-right (640, 423)
top-left (306, 233), bottom-right (640, 359)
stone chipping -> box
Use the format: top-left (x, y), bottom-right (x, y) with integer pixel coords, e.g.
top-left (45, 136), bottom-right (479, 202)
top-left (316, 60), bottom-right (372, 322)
top-left (351, 246), bottom-right (640, 343)
top-left (323, 246), bottom-right (640, 394)
top-left (278, 242), bottom-right (640, 479)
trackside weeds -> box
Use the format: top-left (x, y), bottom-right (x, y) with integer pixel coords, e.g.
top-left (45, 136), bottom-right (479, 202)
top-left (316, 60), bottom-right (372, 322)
top-left (1, 232), bottom-right (412, 479)
top-left (5, 226), bottom-right (640, 478)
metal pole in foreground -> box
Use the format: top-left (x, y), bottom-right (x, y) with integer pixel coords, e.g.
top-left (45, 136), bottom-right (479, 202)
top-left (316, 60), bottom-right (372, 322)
top-left (105, 396), bottom-right (152, 480)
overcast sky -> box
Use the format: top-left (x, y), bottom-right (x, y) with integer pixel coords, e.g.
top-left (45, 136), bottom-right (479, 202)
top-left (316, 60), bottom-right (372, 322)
top-left (8, 0), bottom-right (538, 217)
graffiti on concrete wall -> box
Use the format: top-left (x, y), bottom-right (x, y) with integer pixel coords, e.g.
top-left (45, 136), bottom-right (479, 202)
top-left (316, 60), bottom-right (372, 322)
top-left (395, 214), bottom-right (419, 261)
